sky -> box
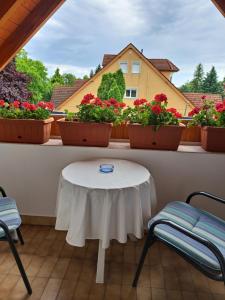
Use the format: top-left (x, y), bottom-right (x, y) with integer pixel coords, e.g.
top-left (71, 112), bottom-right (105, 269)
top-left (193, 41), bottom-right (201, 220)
top-left (25, 0), bottom-right (225, 87)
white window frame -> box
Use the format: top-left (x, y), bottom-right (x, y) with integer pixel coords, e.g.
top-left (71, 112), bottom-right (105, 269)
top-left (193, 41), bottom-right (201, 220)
top-left (119, 61), bottom-right (128, 73)
top-left (125, 88), bottom-right (138, 99)
top-left (132, 61), bottom-right (141, 74)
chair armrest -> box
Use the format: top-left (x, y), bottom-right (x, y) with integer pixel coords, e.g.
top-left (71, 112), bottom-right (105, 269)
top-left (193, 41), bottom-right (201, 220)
top-left (0, 186), bottom-right (7, 197)
top-left (186, 191), bottom-right (225, 205)
top-left (148, 219), bottom-right (225, 268)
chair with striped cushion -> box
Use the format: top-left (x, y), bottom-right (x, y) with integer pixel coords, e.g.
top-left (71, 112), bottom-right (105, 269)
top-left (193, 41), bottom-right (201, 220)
top-left (0, 186), bottom-right (32, 294)
top-left (133, 191), bottom-right (225, 287)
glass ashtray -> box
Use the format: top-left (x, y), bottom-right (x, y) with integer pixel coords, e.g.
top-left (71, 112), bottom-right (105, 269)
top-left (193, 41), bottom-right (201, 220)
top-left (99, 164), bottom-right (114, 173)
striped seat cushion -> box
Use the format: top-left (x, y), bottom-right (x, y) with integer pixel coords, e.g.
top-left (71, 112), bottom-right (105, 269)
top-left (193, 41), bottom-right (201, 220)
top-left (0, 197), bottom-right (21, 238)
top-left (148, 201), bottom-right (225, 272)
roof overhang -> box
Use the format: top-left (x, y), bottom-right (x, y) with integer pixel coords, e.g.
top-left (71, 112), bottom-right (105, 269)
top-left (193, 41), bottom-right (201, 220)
top-left (0, 0), bottom-right (65, 70)
top-left (212, 0), bottom-right (225, 17)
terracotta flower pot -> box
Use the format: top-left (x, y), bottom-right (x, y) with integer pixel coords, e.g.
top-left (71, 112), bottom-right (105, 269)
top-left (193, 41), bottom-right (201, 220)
top-left (0, 117), bottom-right (54, 144)
top-left (128, 124), bottom-right (184, 150)
top-left (57, 118), bottom-right (112, 147)
top-left (201, 126), bottom-right (225, 152)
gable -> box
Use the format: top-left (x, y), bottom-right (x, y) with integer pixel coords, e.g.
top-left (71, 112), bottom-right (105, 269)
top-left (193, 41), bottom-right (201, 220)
top-left (57, 44), bottom-right (194, 115)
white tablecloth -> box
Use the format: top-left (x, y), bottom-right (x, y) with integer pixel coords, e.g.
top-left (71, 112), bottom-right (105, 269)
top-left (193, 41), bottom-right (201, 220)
top-left (55, 159), bottom-right (157, 249)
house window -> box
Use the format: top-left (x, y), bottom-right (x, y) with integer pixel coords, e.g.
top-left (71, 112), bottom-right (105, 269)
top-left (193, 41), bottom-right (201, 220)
top-left (125, 88), bottom-right (137, 98)
top-left (132, 61), bottom-right (140, 73)
top-left (119, 62), bottom-right (128, 73)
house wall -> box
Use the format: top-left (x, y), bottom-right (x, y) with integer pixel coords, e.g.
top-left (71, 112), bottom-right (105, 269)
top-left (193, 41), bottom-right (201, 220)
top-left (59, 48), bottom-right (193, 116)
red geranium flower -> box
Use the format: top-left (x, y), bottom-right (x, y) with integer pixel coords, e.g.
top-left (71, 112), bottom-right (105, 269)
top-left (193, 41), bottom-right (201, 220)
top-left (175, 112), bottom-right (182, 118)
top-left (38, 101), bottom-right (47, 109)
top-left (29, 104), bottom-right (37, 111)
top-left (134, 98), bottom-right (147, 106)
top-left (0, 100), bottom-right (5, 107)
top-left (22, 102), bottom-right (31, 110)
top-left (154, 93), bottom-right (167, 103)
top-left (11, 100), bottom-right (20, 108)
top-left (151, 104), bottom-right (162, 115)
top-left (119, 102), bottom-right (126, 108)
top-left (91, 97), bottom-right (103, 106)
top-left (188, 107), bottom-right (201, 117)
top-left (201, 95), bottom-right (206, 100)
top-left (46, 102), bottom-right (54, 111)
top-left (167, 108), bottom-right (177, 114)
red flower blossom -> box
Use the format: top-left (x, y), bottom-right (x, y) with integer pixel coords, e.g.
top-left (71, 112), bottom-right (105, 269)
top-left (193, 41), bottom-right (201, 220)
top-left (0, 100), bottom-right (5, 107)
top-left (167, 108), bottom-right (177, 114)
top-left (201, 95), bottom-right (206, 100)
top-left (151, 104), bottom-right (162, 115)
top-left (91, 97), bottom-right (103, 106)
top-left (188, 107), bottom-right (201, 117)
top-left (46, 102), bottom-right (54, 111)
top-left (11, 100), bottom-right (20, 108)
top-left (29, 104), bottom-right (37, 111)
top-left (216, 102), bottom-right (225, 113)
top-left (119, 102), bottom-right (126, 108)
top-left (108, 98), bottom-right (118, 106)
top-left (134, 98), bottom-right (147, 106)
top-left (38, 101), bottom-right (47, 109)
top-left (175, 112), bottom-right (182, 118)
top-left (154, 93), bottom-right (167, 103)
top-left (22, 102), bottom-right (31, 110)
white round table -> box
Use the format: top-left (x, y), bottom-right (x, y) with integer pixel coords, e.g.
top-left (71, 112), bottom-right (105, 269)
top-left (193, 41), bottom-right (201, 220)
top-left (55, 159), bottom-right (157, 283)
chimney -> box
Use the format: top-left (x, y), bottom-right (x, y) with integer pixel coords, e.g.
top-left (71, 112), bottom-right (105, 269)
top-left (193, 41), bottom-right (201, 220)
top-left (141, 49), bottom-right (143, 54)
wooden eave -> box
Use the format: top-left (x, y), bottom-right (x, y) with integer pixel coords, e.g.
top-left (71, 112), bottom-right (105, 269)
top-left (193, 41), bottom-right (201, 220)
top-left (0, 0), bottom-right (65, 70)
top-left (212, 0), bottom-right (225, 17)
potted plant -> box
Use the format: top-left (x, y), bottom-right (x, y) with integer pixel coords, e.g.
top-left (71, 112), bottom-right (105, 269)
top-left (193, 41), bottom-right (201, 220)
top-left (58, 94), bottom-right (126, 147)
top-left (0, 100), bottom-right (54, 144)
top-left (188, 97), bottom-right (225, 152)
top-left (123, 94), bottom-right (184, 150)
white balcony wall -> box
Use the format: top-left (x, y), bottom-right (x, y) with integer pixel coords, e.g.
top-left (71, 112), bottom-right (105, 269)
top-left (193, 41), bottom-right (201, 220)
top-left (0, 142), bottom-right (225, 220)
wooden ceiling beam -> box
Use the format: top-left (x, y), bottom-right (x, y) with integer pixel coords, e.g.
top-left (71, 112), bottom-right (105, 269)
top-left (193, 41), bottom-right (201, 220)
top-left (0, 0), bottom-right (18, 20)
top-left (212, 0), bottom-right (225, 17)
top-left (0, 0), bottom-right (65, 70)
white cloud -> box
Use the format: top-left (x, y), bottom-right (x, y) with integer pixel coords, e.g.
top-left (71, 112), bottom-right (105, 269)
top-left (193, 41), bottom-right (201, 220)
top-left (24, 0), bottom-right (225, 86)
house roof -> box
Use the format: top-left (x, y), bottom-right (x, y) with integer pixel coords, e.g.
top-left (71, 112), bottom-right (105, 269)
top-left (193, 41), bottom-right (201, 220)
top-left (57, 43), bottom-right (194, 110)
top-left (212, 0), bottom-right (225, 17)
top-left (0, 0), bottom-right (65, 70)
top-left (51, 79), bottom-right (87, 108)
top-left (102, 54), bottom-right (179, 72)
top-left (183, 92), bottom-right (223, 107)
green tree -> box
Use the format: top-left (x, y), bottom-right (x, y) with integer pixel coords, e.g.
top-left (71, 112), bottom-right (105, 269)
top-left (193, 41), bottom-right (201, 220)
top-left (97, 70), bottom-right (125, 101)
top-left (51, 68), bottom-right (64, 86)
top-left (95, 64), bottom-right (102, 74)
top-left (89, 69), bottom-right (94, 78)
top-left (107, 78), bottom-right (122, 100)
top-left (83, 75), bottom-right (89, 80)
top-left (179, 81), bottom-right (193, 92)
top-left (202, 66), bottom-right (220, 93)
top-left (191, 63), bottom-right (204, 92)
top-left (114, 69), bottom-right (125, 98)
top-left (97, 73), bottom-right (114, 100)
top-left (62, 73), bottom-right (76, 85)
top-left (15, 49), bottom-right (52, 102)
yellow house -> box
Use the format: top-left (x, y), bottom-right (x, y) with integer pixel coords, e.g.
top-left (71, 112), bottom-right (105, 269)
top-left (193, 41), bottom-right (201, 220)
top-left (53, 43), bottom-right (194, 115)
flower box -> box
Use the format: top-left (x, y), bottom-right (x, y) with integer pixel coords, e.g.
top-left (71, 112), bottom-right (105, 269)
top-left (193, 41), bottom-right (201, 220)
top-left (201, 126), bottom-right (225, 152)
top-left (0, 117), bottom-right (54, 144)
top-left (58, 118), bottom-right (112, 147)
top-left (128, 124), bottom-right (183, 150)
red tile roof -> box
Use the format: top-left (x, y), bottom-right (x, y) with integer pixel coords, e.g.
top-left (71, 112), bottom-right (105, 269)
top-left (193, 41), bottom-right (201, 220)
top-left (51, 79), bottom-right (87, 108)
top-left (183, 92), bottom-right (223, 107)
top-left (102, 54), bottom-right (179, 72)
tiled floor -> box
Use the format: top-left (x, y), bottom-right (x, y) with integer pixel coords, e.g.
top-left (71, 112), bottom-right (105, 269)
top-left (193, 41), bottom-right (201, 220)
top-left (0, 225), bottom-right (224, 300)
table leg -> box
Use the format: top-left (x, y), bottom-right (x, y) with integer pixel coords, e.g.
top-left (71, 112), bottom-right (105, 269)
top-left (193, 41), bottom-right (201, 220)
top-left (96, 240), bottom-right (105, 283)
